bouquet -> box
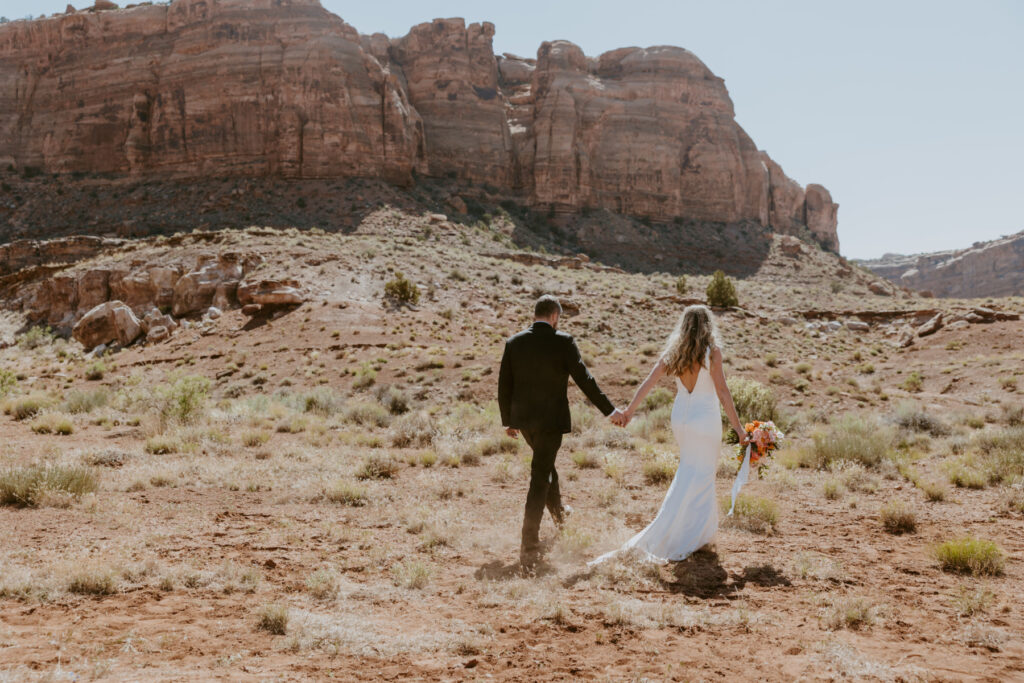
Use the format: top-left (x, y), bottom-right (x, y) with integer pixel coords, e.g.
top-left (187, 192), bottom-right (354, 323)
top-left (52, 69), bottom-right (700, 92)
top-left (735, 420), bottom-right (785, 478)
top-left (727, 420), bottom-right (785, 516)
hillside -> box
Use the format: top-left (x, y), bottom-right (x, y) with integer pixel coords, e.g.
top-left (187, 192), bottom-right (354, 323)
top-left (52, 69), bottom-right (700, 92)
top-left (860, 230), bottom-right (1024, 298)
top-left (0, 210), bottom-right (1021, 679)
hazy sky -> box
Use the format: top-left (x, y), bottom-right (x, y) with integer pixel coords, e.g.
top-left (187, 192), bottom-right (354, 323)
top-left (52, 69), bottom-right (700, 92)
top-left (3, 0), bottom-right (1022, 259)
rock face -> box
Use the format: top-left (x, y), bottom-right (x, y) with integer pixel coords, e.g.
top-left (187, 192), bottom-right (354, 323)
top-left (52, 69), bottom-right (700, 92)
top-left (859, 230), bottom-right (1024, 298)
top-left (0, 2), bottom-right (839, 251)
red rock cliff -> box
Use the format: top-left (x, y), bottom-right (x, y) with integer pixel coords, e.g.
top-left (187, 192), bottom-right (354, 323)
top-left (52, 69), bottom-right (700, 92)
top-left (0, 0), bottom-right (839, 251)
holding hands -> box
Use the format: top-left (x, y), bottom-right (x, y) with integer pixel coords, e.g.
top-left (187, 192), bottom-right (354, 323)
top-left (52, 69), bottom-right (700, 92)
top-left (609, 407), bottom-right (631, 428)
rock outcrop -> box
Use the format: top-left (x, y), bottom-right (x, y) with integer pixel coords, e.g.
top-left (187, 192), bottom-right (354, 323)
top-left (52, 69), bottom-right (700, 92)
top-left (72, 300), bottom-right (142, 349)
top-left (859, 230), bottom-right (1024, 298)
top-left (0, 2), bottom-right (839, 251)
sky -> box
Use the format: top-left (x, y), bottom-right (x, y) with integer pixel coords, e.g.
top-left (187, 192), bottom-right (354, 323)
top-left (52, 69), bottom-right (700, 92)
top-left (2, 1), bottom-right (1022, 259)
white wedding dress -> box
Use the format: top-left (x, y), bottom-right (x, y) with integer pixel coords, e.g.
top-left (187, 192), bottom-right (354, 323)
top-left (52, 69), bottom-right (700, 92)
top-left (591, 350), bottom-right (721, 564)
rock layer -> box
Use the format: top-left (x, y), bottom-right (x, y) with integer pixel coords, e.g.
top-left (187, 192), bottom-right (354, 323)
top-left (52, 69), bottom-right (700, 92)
top-left (859, 231), bottom-right (1024, 298)
top-left (0, 1), bottom-right (838, 251)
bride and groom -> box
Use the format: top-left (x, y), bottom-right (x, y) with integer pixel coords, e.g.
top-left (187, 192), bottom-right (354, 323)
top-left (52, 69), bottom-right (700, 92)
top-left (498, 295), bottom-right (749, 571)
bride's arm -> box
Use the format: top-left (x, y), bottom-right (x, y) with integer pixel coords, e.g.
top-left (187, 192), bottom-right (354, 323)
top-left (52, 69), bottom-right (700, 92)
top-left (709, 347), bottom-right (748, 441)
top-left (622, 359), bottom-right (667, 422)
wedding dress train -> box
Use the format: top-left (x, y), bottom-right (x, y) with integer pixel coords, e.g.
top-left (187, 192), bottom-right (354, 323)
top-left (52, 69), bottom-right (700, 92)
top-left (591, 352), bottom-right (721, 564)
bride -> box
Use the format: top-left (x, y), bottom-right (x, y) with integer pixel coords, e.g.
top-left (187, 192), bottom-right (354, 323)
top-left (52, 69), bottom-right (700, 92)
top-left (594, 304), bottom-right (748, 564)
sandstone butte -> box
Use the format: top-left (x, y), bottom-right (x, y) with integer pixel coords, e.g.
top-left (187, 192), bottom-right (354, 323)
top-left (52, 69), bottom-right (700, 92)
top-left (0, 0), bottom-right (839, 252)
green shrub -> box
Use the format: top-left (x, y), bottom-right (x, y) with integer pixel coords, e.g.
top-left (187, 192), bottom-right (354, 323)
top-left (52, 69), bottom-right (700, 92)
top-left (0, 369), bottom-right (17, 397)
top-left (808, 415), bottom-right (894, 469)
top-left (571, 450), bottom-right (599, 469)
top-left (154, 374), bottom-right (211, 427)
top-left (302, 388), bottom-right (343, 417)
top-left (934, 537), bottom-right (1005, 576)
top-left (971, 426), bottom-right (1024, 484)
top-left (18, 326), bottom-right (54, 350)
top-left (643, 387), bottom-right (674, 411)
top-left (720, 494), bottom-right (778, 534)
top-left (342, 401), bottom-right (390, 427)
top-left (893, 402), bottom-right (949, 436)
top-left (901, 371), bottom-right (924, 393)
top-left (145, 436), bottom-right (180, 455)
top-left (242, 430), bottom-right (271, 447)
top-left (375, 384), bottom-right (410, 415)
top-left (674, 275), bottom-right (687, 295)
top-left (0, 465), bottom-right (98, 507)
top-left (384, 272), bottom-right (420, 305)
top-left (30, 412), bottom-right (74, 435)
top-left (724, 377), bottom-right (782, 440)
top-left (705, 270), bottom-right (738, 308)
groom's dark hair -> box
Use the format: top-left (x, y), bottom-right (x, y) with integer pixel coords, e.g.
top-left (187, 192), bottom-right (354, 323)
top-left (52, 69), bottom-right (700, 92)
top-left (534, 295), bottom-right (562, 319)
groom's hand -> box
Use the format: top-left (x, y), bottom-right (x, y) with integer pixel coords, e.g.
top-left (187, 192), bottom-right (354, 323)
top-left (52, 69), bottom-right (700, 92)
top-left (505, 427), bottom-right (519, 439)
top-left (608, 408), bottom-right (626, 427)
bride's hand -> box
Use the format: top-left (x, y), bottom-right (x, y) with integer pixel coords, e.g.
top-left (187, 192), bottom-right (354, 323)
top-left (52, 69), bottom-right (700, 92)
top-left (736, 429), bottom-right (751, 446)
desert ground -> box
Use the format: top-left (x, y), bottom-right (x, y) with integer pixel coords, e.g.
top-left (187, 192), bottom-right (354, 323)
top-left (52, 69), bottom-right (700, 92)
top-left (0, 210), bottom-right (1022, 681)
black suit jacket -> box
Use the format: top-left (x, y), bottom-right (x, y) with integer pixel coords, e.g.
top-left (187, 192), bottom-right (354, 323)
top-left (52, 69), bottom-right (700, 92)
top-left (498, 321), bottom-right (615, 434)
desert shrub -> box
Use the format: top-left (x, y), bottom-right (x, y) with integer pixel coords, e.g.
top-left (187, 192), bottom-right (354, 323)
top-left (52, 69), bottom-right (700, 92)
top-left (971, 426), bottom-right (1024, 484)
top-left (7, 393), bottom-right (54, 420)
top-left (390, 411), bottom-right (434, 448)
top-left (840, 463), bottom-right (879, 493)
top-left (720, 494), bottom-right (778, 534)
top-left (391, 559), bottom-right (432, 589)
top-left (629, 405), bottom-right (672, 441)
top-left (901, 371), bottom-right (924, 393)
top-left (643, 387), bottom-right (674, 411)
top-left (85, 360), bottom-right (107, 381)
top-left (256, 604), bottom-right (289, 635)
top-left (725, 377), bottom-right (781, 435)
top-left (952, 586), bottom-right (995, 617)
top-left (822, 478), bottom-right (843, 500)
top-left (934, 537), bottom-right (1005, 576)
top-left (342, 401), bottom-right (390, 428)
top-left (66, 565), bottom-right (119, 595)
top-left (571, 450), bottom-right (599, 469)
top-left (642, 453), bottom-right (677, 485)
top-left (352, 363), bottom-right (377, 390)
top-left (705, 270), bottom-right (738, 308)
top-left (917, 478), bottom-right (948, 502)
top-left (374, 384), bottom-right (410, 415)
top-left (808, 414), bottom-right (894, 469)
top-left (18, 326), bottom-right (54, 350)
top-left (824, 596), bottom-right (875, 631)
top-left (242, 430), bottom-right (271, 447)
top-left (324, 480), bottom-right (368, 506)
top-left (944, 457), bottom-right (988, 489)
top-left (674, 275), bottom-right (687, 295)
top-left (30, 412), bottom-right (74, 435)
top-left (305, 569), bottom-right (339, 600)
top-left (1001, 403), bottom-right (1023, 427)
top-left (0, 465), bottom-right (98, 507)
top-left (145, 435), bottom-right (180, 455)
top-left (302, 387), bottom-right (343, 417)
top-left (384, 271), bottom-right (420, 305)
top-left (893, 402), bottom-right (949, 436)
top-left (64, 388), bottom-right (109, 414)
top-left (355, 452), bottom-right (399, 480)
top-left (569, 402), bottom-right (596, 435)
top-left (153, 374), bottom-right (211, 427)
top-left (879, 500), bottom-right (916, 534)
top-left (0, 369), bottom-right (17, 397)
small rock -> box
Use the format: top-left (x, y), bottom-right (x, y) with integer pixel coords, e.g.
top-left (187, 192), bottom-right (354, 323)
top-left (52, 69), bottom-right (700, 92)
top-left (206, 306), bottom-right (222, 320)
top-left (242, 303), bottom-right (262, 316)
top-left (146, 325), bottom-right (169, 343)
top-left (973, 307), bottom-right (995, 319)
top-left (918, 290), bottom-right (935, 298)
top-left (946, 320), bottom-right (969, 331)
top-left (826, 320), bottom-right (842, 332)
top-left (428, 213), bottom-right (448, 224)
top-left (779, 317), bottom-right (799, 326)
top-left (895, 325), bottom-right (915, 348)
top-left (868, 282), bottom-right (890, 296)
top-left (845, 320), bottom-right (870, 332)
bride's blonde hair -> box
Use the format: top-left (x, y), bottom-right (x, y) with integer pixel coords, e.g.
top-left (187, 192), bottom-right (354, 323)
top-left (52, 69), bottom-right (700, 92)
top-left (661, 305), bottom-right (719, 376)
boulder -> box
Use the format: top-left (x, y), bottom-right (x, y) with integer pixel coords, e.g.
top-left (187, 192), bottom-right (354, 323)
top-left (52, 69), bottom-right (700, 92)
top-left (895, 325), bottom-right (916, 348)
top-left (916, 314), bottom-right (943, 337)
top-left (72, 301), bottom-right (142, 350)
top-left (237, 278), bottom-right (306, 306)
top-left (946, 320), bottom-right (970, 331)
top-left (94, 0), bottom-right (118, 9)
top-left (428, 213), bottom-right (448, 224)
top-left (172, 254), bottom-right (243, 317)
top-left (241, 303), bottom-right (262, 317)
top-left (868, 282), bottom-right (890, 296)
top-left (845, 321), bottom-right (870, 332)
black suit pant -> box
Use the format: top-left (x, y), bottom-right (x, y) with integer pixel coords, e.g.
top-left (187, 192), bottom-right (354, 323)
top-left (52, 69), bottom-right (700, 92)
top-left (520, 430), bottom-right (565, 555)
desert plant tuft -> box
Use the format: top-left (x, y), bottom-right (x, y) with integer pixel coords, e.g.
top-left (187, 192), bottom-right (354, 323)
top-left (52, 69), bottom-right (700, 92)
top-left (325, 480), bottom-right (368, 506)
top-left (705, 270), bottom-right (738, 308)
top-left (879, 500), bottom-right (917, 534)
top-left (824, 596), bottom-right (875, 631)
top-left (384, 271), bottom-right (420, 305)
top-left (7, 393), bottom-right (54, 420)
top-left (720, 494), bottom-right (778, 534)
top-left (85, 360), bottom-right (107, 381)
top-left (674, 275), bottom-right (687, 295)
top-left (642, 453), bottom-right (677, 485)
top-left (808, 414), bottom-right (894, 469)
top-left (153, 374), bottom-right (211, 427)
top-left (355, 452), bottom-right (399, 480)
top-left (0, 465), bottom-right (98, 507)
top-left (893, 402), bottom-right (949, 436)
top-left (256, 603), bottom-right (289, 635)
top-left (934, 537), bottom-right (1005, 576)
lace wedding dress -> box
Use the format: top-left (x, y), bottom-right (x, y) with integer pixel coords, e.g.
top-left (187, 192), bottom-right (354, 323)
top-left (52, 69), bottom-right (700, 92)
top-left (591, 351), bottom-right (720, 564)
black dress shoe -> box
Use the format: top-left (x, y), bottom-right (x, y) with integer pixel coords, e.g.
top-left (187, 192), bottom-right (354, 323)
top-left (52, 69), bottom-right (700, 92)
top-left (520, 550), bottom-right (540, 572)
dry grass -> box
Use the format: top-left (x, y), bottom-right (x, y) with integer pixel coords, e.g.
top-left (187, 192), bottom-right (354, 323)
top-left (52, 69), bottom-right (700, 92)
top-left (720, 494), bottom-right (779, 534)
top-left (0, 464), bottom-right (98, 507)
top-left (879, 500), bottom-right (916, 534)
top-left (809, 415), bottom-right (894, 469)
top-left (356, 453), bottom-right (400, 480)
top-left (934, 537), bottom-right (1005, 576)
top-left (257, 603), bottom-right (289, 635)
top-left (824, 596), bottom-right (876, 630)
top-left (324, 480), bottom-right (368, 506)
top-left (641, 452), bottom-right (677, 485)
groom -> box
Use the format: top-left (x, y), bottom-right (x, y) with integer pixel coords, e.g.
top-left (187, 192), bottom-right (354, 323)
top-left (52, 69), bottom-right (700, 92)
top-left (498, 295), bottom-right (623, 570)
